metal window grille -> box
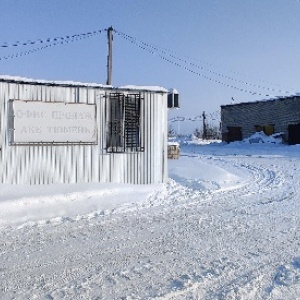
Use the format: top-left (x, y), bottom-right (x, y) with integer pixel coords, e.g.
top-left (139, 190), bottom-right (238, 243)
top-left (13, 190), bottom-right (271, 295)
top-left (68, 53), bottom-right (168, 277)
top-left (106, 93), bottom-right (144, 153)
top-left (106, 93), bottom-right (125, 153)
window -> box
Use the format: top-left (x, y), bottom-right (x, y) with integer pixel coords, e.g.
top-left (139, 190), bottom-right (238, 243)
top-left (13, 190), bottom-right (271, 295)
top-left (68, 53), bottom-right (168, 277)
top-left (106, 93), bottom-right (124, 152)
top-left (167, 92), bottom-right (179, 108)
top-left (106, 93), bottom-right (144, 153)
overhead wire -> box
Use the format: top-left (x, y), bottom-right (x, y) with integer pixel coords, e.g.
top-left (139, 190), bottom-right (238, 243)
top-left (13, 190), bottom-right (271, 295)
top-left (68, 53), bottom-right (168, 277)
top-left (0, 29), bottom-right (104, 62)
top-left (133, 40), bottom-right (296, 93)
top-left (168, 111), bottom-right (220, 123)
top-left (114, 29), bottom-right (297, 97)
top-left (114, 30), bottom-right (272, 97)
top-left (1, 27), bottom-right (297, 97)
top-left (0, 29), bottom-right (104, 48)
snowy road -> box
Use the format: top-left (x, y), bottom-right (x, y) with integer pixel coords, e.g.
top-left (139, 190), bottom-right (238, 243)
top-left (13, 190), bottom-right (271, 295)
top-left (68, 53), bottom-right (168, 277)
top-left (1, 143), bottom-right (300, 299)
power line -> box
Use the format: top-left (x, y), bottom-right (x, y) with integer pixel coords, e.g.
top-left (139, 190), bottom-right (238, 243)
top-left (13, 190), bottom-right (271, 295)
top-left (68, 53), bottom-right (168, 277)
top-left (115, 29), bottom-right (297, 94)
top-left (133, 39), bottom-right (296, 93)
top-left (114, 30), bottom-right (273, 97)
top-left (114, 29), bottom-right (297, 97)
top-left (0, 29), bottom-right (104, 48)
top-left (115, 30), bottom-right (289, 94)
top-left (168, 111), bottom-right (220, 123)
top-left (1, 26), bottom-right (297, 97)
top-left (0, 30), bottom-right (104, 62)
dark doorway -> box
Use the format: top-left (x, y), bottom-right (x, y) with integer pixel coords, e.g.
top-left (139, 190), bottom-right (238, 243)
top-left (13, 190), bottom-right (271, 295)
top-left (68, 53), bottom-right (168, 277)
top-left (288, 123), bottom-right (300, 145)
top-left (225, 126), bottom-right (242, 142)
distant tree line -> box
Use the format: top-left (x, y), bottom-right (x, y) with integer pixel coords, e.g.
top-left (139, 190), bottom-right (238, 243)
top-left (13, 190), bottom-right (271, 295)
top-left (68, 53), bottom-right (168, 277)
top-left (193, 125), bottom-right (221, 140)
top-left (168, 124), bottom-right (221, 140)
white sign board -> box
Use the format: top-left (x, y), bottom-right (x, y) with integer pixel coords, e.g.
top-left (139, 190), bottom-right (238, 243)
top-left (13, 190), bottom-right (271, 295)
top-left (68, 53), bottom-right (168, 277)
top-left (12, 100), bottom-right (97, 143)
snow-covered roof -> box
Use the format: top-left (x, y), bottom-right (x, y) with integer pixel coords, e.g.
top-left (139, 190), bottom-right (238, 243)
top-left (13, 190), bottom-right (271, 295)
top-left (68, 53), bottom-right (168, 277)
top-left (119, 85), bottom-right (168, 93)
top-left (0, 75), bottom-right (168, 93)
top-left (221, 93), bottom-right (300, 108)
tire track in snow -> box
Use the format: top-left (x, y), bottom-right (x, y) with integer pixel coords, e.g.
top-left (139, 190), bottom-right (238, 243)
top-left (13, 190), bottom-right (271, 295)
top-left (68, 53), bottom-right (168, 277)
top-left (1, 151), bottom-right (300, 299)
top-left (163, 153), bottom-right (300, 299)
top-left (178, 154), bottom-right (293, 212)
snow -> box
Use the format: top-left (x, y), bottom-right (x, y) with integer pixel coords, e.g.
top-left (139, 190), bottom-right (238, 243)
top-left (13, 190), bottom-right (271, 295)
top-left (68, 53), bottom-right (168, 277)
top-left (0, 74), bottom-right (109, 88)
top-left (0, 183), bottom-right (161, 229)
top-left (1, 139), bottom-right (300, 299)
top-left (0, 75), bottom-right (168, 92)
top-left (119, 85), bottom-right (168, 92)
top-left (242, 131), bottom-right (284, 144)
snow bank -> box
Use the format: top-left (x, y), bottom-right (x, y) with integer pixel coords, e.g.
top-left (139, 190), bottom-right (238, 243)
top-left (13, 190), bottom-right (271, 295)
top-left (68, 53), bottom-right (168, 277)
top-left (0, 182), bottom-right (162, 229)
top-left (243, 131), bottom-right (284, 144)
top-left (0, 143), bottom-right (249, 229)
top-left (168, 155), bottom-right (246, 192)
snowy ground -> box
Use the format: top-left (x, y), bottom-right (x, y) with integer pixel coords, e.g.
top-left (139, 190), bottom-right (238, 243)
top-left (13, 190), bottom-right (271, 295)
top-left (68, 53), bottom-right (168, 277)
top-left (1, 140), bottom-right (300, 299)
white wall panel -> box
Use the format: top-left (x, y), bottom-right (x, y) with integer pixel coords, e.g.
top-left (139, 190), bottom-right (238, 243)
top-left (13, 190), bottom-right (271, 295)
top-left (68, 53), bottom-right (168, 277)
top-left (0, 79), bottom-right (168, 185)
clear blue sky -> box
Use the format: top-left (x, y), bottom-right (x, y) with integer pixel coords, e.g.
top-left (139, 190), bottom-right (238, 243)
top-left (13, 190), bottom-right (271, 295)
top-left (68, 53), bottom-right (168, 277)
top-left (1, 0), bottom-right (300, 133)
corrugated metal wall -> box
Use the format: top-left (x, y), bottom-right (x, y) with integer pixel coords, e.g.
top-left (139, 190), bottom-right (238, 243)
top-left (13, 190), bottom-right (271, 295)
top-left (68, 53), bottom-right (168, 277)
top-left (0, 80), bottom-right (168, 184)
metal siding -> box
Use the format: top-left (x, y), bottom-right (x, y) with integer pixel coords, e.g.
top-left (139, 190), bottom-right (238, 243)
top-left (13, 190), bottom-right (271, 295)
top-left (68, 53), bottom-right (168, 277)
top-left (0, 81), bottom-right (168, 184)
top-left (152, 93), bottom-right (162, 182)
top-left (162, 94), bottom-right (168, 182)
top-left (147, 92), bottom-right (153, 183)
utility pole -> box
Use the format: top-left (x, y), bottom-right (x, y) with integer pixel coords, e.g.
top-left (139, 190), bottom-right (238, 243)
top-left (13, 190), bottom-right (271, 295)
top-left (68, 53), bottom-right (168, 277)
top-left (202, 111), bottom-right (207, 140)
top-left (106, 26), bottom-right (113, 85)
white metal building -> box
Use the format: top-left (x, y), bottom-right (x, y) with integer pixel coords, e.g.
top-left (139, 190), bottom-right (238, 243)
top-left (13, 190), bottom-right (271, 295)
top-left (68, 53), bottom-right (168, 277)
top-left (0, 76), bottom-right (168, 184)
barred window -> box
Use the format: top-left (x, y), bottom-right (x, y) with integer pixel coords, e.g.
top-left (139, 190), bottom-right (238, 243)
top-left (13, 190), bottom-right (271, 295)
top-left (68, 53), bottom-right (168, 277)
top-left (106, 93), bottom-right (144, 153)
